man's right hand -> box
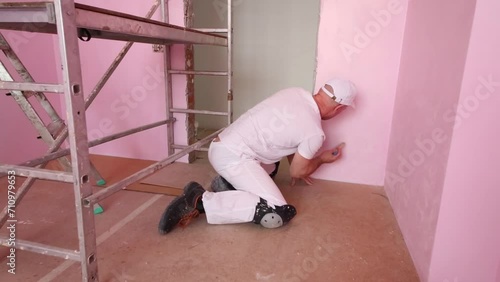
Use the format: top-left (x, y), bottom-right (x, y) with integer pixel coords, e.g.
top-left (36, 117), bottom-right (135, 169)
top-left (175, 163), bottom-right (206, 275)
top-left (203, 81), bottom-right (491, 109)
top-left (319, 142), bottom-right (346, 163)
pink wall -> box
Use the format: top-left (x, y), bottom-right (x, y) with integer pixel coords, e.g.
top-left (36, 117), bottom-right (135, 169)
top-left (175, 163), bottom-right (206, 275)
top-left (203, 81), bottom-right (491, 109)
top-left (69, 0), bottom-right (188, 161)
top-left (0, 31), bottom-right (61, 164)
top-left (3, 1), bottom-right (499, 280)
top-left (384, 0), bottom-right (477, 280)
top-left (428, 0), bottom-right (500, 280)
top-left (313, 0), bottom-right (408, 186)
top-left (1, 1), bottom-right (189, 164)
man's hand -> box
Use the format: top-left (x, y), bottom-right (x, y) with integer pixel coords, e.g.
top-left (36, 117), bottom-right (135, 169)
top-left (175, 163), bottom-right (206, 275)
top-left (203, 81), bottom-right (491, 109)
top-left (289, 142), bottom-right (346, 187)
top-left (319, 142), bottom-right (345, 164)
top-left (290, 176), bottom-right (314, 187)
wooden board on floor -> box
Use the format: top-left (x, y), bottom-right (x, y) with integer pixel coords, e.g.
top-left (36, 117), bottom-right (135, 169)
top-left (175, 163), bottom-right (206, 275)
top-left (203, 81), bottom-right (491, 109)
top-left (122, 182), bottom-right (185, 196)
top-left (89, 154), bottom-right (205, 196)
top-left (140, 161), bottom-right (217, 193)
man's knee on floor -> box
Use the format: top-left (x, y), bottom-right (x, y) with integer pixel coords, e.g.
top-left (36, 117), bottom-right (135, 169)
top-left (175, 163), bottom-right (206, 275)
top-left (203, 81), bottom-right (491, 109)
top-left (252, 198), bottom-right (297, 229)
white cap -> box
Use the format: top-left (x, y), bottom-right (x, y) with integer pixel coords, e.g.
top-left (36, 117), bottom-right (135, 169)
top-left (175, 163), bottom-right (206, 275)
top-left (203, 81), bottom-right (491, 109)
top-left (321, 78), bottom-right (357, 108)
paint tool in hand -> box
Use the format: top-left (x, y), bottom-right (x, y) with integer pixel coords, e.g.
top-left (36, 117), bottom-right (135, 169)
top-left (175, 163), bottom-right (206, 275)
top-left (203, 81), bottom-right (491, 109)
top-left (333, 142), bottom-right (346, 156)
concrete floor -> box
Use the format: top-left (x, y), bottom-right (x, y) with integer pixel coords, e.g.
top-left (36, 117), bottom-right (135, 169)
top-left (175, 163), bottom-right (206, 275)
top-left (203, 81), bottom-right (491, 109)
top-left (0, 155), bottom-right (418, 282)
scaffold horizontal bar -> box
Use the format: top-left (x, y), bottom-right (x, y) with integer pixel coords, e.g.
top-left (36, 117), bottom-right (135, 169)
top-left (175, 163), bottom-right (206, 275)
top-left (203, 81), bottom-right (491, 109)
top-left (169, 70), bottom-right (228, 76)
top-left (9, 119), bottom-right (174, 173)
top-left (194, 28), bottom-right (228, 33)
top-left (83, 129), bottom-right (224, 206)
top-left (0, 2), bottom-right (228, 46)
top-left (0, 236), bottom-right (80, 261)
top-left (0, 81), bottom-right (64, 93)
top-left (0, 164), bottom-right (73, 182)
top-left (171, 144), bottom-right (209, 152)
top-left (170, 108), bottom-right (228, 116)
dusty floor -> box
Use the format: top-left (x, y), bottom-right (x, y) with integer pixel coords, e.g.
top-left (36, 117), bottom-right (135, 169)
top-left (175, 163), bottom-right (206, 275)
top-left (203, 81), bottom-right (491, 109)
top-left (0, 154), bottom-right (419, 282)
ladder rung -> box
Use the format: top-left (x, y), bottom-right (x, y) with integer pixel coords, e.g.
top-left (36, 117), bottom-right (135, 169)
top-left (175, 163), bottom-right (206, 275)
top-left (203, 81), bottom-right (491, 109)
top-left (171, 144), bottom-right (209, 152)
top-left (169, 70), bottom-right (228, 76)
top-left (22, 90), bottom-right (36, 98)
top-left (195, 28), bottom-right (229, 33)
top-left (0, 2), bottom-right (54, 24)
top-left (0, 81), bottom-right (64, 93)
top-left (0, 236), bottom-right (80, 261)
top-left (47, 119), bottom-right (65, 137)
top-left (0, 164), bottom-right (73, 183)
top-left (170, 108), bottom-right (229, 116)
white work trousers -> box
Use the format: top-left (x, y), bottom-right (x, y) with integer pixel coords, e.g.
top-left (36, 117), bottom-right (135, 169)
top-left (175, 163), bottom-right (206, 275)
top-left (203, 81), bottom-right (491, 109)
top-left (203, 140), bottom-right (287, 224)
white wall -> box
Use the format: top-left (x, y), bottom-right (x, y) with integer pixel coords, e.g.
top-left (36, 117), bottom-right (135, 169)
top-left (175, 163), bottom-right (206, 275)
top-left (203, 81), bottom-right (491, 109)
top-left (192, 0), bottom-right (320, 130)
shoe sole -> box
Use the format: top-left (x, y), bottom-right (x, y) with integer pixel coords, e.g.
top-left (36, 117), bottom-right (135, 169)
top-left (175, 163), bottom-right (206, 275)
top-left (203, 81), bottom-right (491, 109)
top-left (158, 194), bottom-right (186, 235)
top-left (158, 183), bottom-right (203, 235)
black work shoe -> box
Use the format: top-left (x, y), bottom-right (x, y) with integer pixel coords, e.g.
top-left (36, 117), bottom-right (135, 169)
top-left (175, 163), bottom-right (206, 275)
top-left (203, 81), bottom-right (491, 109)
top-left (158, 181), bottom-right (205, 235)
top-left (269, 161), bottom-right (280, 179)
top-left (210, 175), bottom-right (236, 192)
top-left (252, 198), bottom-right (297, 229)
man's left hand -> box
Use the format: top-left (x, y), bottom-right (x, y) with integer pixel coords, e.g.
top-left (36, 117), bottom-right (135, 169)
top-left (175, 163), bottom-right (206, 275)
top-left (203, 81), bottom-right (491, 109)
top-left (291, 176), bottom-right (314, 186)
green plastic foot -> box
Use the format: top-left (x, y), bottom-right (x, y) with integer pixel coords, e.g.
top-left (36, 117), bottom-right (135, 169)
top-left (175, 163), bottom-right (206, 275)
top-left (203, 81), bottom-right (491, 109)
top-left (96, 179), bottom-right (106, 186)
top-left (93, 204), bottom-right (104, 214)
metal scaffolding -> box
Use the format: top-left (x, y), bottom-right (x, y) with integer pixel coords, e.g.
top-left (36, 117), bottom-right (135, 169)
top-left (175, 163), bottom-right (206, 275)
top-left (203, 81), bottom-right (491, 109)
top-left (0, 0), bottom-right (233, 281)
